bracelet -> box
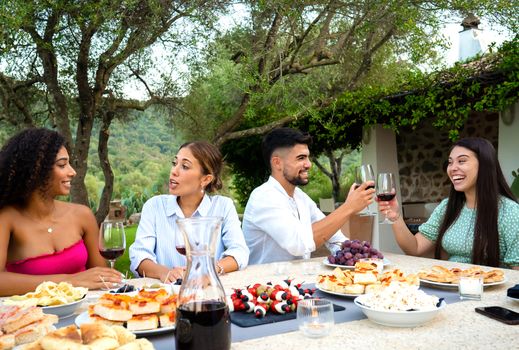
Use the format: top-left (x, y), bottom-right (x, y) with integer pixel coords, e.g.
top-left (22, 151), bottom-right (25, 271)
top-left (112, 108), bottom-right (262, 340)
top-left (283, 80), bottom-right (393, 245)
top-left (216, 263), bottom-right (225, 275)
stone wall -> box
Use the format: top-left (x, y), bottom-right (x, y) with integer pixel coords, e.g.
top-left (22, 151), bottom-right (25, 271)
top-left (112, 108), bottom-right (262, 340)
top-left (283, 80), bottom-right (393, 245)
top-left (397, 111), bottom-right (499, 204)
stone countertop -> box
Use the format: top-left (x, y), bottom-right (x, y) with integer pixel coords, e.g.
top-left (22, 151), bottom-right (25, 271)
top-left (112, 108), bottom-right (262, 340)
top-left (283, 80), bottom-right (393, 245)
top-left (223, 253), bottom-right (519, 350)
top-left (3, 253), bottom-right (517, 350)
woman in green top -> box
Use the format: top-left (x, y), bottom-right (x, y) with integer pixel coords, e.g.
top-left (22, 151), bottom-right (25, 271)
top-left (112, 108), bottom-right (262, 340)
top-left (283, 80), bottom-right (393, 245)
top-left (378, 137), bottom-right (519, 269)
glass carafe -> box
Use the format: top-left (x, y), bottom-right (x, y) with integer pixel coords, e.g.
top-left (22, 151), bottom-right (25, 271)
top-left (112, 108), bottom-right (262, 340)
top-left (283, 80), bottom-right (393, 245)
top-left (175, 217), bottom-right (231, 350)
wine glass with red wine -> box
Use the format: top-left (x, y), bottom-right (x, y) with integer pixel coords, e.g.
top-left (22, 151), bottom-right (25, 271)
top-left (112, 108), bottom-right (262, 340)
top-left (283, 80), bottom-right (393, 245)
top-left (175, 233), bottom-right (186, 256)
top-left (355, 164), bottom-right (376, 216)
top-left (377, 172), bottom-right (396, 224)
top-left (99, 221), bottom-right (126, 269)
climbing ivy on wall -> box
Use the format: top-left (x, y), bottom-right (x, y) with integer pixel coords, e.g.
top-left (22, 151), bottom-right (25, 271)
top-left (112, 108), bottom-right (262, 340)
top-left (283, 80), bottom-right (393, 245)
top-left (303, 36), bottom-right (518, 142)
top-left (224, 36), bottom-right (518, 206)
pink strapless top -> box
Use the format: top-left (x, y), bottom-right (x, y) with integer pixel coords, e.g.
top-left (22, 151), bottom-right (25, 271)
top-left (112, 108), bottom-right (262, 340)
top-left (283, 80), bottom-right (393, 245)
top-left (6, 240), bottom-right (88, 275)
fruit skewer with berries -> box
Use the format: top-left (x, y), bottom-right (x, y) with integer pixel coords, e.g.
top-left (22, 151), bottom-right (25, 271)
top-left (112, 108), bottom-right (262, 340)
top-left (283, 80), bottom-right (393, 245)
top-left (228, 279), bottom-right (316, 318)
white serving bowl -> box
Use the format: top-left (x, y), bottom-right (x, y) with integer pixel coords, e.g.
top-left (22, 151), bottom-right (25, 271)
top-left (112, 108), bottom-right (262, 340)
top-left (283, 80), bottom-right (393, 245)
top-left (42, 298), bottom-right (84, 318)
top-left (354, 296), bottom-right (446, 327)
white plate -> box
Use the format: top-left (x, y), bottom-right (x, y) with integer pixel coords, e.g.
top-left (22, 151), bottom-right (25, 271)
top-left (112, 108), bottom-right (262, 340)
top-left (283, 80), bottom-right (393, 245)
top-left (354, 296), bottom-right (446, 327)
top-left (315, 284), bottom-right (363, 298)
top-left (107, 284), bottom-right (180, 295)
top-left (322, 257), bottom-right (392, 270)
top-left (419, 277), bottom-right (508, 289)
top-left (75, 311), bottom-right (175, 336)
top-left (507, 296), bottom-right (519, 303)
top-left (41, 298), bottom-right (84, 318)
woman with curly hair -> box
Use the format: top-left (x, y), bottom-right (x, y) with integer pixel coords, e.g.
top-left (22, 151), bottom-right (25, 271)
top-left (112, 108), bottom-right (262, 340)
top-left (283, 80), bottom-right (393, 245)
top-left (129, 141), bottom-right (249, 282)
top-left (0, 128), bottom-right (122, 296)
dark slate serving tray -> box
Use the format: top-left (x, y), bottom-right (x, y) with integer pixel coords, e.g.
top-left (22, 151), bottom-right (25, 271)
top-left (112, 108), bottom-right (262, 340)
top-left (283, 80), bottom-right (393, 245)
top-left (230, 303), bottom-right (345, 328)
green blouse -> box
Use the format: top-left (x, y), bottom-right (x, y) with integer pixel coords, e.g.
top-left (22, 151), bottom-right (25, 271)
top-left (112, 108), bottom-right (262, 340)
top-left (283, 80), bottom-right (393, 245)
top-left (419, 196), bottom-right (519, 267)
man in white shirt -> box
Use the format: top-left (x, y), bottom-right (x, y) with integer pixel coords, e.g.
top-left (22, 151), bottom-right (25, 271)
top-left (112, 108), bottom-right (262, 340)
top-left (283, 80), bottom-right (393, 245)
top-left (242, 127), bottom-right (375, 264)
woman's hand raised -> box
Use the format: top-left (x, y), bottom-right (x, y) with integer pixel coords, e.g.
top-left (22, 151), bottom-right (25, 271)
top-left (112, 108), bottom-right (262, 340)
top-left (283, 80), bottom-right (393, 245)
top-left (376, 193), bottom-right (401, 222)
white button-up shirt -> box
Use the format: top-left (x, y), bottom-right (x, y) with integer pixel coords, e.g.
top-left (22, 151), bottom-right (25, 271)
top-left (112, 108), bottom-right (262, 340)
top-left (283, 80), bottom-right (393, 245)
top-left (129, 194), bottom-right (249, 276)
top-left (242, 176), bottom-right (346, 264)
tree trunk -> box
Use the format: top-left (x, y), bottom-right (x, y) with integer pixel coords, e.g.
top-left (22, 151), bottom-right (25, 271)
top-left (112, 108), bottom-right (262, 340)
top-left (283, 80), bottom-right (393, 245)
top-left (70, 112), bottom-right (95, 205)
top-left (95, 111), bottom-right (115, 224)
top-left (313, 149), bottom-right (346, 202)
top-left (325, 149), bottom-right (342, 202)
top-left (70, 26), bottom-right (96, 206)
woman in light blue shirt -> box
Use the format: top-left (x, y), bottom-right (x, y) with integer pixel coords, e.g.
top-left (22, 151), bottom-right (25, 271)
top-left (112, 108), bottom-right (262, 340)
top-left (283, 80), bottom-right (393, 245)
top-left (129, 141), bottom-right (249, 282)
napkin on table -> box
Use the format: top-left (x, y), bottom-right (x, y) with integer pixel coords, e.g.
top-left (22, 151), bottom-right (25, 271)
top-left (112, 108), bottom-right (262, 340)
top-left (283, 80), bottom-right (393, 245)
top-left (507, 284), bottom-right (519, 299)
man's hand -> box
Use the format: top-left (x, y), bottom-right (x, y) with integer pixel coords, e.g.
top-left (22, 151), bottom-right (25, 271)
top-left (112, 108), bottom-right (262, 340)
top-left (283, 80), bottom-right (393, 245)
top-left (344, 181), bottom-right (376, 214)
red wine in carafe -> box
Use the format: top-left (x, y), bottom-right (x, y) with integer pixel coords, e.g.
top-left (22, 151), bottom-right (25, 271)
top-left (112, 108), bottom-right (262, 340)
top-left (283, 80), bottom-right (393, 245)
top-left (175, 301), bottom-right (231, 350)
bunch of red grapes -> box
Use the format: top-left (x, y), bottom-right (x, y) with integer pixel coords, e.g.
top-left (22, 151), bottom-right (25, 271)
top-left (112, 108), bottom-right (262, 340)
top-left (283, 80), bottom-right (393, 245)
top-left (327, 239), bottom-right (383, 266)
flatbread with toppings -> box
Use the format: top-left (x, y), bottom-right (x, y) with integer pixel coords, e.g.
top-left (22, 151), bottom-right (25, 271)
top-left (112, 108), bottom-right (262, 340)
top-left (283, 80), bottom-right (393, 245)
top-left (418, 265), bottom-right (504, 284)
top-left (317, 263), bottom-right (418, 296)
top-left (88, 288), bottom-right (176, 332)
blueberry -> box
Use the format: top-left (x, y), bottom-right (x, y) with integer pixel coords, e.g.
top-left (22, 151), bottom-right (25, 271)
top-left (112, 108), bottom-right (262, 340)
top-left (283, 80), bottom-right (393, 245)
top-left (114, 284), bottom-right (135, 293)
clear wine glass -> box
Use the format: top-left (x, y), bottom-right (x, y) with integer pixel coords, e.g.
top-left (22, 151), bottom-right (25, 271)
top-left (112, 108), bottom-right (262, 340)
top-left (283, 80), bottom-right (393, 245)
top-left (99, 221), bottom-right (126, 269)
top-left (355, 164), bottom-right (375, 216)
top-left (377, 172), bottom-right (396, 224)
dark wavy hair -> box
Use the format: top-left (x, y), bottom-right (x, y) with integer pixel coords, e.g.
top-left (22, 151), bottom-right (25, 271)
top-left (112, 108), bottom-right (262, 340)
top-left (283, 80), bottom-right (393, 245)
top-left (179, 141), bottom-right (223, 193)
top-left (435, 137), bottom-right (517, 267)
top-left (0, 128), bottom-right (66, 209)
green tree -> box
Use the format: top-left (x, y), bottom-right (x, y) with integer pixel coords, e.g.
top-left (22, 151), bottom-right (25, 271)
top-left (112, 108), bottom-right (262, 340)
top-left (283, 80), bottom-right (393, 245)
top-left (0, 0), bottom-right (221, 222)
top-left (198, 1), bottom-right (518, 146)
top-left (175, 1), bottom-right (516, 202)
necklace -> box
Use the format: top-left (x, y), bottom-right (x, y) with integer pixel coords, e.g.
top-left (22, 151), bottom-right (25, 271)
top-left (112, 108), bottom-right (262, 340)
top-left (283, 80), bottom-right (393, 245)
top-left (47, 227), bottom-right (53, 233)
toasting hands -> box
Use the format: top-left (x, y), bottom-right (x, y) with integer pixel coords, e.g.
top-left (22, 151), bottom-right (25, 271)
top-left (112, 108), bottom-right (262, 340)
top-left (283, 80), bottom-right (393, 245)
top-left (345, 181), bottom-right (376, 214)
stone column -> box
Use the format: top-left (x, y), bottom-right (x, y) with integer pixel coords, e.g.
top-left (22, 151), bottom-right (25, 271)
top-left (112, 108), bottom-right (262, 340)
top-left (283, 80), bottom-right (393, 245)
top-left (360, 124), bottom-right (404, 254)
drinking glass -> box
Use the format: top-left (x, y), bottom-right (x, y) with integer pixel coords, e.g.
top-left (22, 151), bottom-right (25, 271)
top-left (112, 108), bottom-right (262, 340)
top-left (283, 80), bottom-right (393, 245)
top-left (458, 276), bottom-right (483, 300)
top-left (98, 221), bottom-right (126, 269)
top-left (302, 248), bottom-right (317, 275)
top-left (376, 172), bottom-right (396, 224)
top-left (356, 164), bottom-right (375, 216)
top-left (297, 299), bottom-right (334, 338)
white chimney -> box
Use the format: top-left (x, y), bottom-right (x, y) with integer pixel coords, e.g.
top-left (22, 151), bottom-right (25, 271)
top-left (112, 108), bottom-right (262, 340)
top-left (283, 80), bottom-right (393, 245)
top-left (458, 13), bottom-right (488, 62)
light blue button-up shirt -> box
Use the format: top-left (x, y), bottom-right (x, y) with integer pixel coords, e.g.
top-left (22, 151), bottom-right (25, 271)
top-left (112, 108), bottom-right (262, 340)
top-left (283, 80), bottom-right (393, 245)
top-left (129, 194), bottom-right (249, 276)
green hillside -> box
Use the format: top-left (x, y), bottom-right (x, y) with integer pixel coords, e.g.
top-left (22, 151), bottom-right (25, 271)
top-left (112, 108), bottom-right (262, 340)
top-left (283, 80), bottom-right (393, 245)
top-left (85, 109), bottom-right (182, 210)
top-left (1, 109), bottom-right (358, 216)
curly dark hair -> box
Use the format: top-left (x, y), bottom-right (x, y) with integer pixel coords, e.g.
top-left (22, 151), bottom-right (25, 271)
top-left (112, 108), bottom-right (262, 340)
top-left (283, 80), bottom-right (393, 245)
top-left (0, 128), bottom-right (66, 209)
